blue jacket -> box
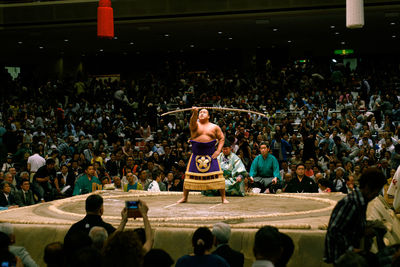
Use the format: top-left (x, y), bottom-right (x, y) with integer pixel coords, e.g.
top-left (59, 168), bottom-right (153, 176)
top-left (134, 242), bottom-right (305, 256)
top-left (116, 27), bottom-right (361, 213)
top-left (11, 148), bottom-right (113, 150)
top-left (270, 139), bottom-right (292, 161)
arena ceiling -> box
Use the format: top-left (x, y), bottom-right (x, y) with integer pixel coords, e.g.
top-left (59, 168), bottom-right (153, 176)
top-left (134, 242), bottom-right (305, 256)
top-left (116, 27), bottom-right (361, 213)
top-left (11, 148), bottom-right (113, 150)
top-left (0, 0), bottom-right (400, 61)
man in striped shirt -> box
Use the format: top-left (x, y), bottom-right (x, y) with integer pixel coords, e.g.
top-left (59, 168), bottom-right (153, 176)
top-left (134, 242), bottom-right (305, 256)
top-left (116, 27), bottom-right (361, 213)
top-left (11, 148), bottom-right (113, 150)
top-left (324, 168), bottom-right (387, 264)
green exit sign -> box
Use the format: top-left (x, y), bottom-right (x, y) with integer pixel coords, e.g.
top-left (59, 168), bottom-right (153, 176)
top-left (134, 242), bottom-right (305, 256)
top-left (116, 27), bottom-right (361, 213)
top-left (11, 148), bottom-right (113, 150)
top-left (334, 49), bottom-right (354, 55)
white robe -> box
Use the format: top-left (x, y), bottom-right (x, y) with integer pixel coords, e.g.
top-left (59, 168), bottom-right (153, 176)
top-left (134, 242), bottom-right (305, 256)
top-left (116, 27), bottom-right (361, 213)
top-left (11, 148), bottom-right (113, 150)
top-left (387, 165), bottom-right (400, 212)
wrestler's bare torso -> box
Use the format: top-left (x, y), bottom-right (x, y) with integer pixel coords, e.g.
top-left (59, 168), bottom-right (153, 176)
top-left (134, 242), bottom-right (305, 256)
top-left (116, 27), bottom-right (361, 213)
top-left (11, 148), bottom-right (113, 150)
top-left (190, 108), bottom-right (221, 143)
top-left (191, 121), bottom-right (219, 142)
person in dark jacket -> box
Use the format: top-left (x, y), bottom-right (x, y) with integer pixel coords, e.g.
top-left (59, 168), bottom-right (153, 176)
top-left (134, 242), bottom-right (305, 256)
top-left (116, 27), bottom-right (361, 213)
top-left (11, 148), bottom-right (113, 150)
top-left (212, 222), bottom-right (244, 267)
top-left (285, 163), bottom-right (318, 193)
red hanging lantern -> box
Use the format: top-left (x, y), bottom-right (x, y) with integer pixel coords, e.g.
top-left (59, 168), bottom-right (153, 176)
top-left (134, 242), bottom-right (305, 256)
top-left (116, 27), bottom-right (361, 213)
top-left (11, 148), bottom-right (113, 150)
top-left (97, 0), bottom-right (114, 38)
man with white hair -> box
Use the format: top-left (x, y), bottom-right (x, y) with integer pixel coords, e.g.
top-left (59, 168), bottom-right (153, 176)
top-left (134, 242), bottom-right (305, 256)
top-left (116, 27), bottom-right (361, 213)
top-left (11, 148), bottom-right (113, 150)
top-left (0, 223), bottom-right (38, 267)
top-left (88, 226), bottom-right (108, 250)
top-left (212, 222), bottom-right (244, 267)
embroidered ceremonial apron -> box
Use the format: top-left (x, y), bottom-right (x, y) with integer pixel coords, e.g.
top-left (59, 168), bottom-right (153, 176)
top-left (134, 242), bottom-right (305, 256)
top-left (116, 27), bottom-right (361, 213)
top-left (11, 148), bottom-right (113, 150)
top-left (184, 140), bottom-right (225, 190)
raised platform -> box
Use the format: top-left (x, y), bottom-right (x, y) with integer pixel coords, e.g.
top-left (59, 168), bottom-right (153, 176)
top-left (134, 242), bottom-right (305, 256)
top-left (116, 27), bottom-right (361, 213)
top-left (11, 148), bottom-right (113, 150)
top-left (0, 191), bottom-right (345, 266)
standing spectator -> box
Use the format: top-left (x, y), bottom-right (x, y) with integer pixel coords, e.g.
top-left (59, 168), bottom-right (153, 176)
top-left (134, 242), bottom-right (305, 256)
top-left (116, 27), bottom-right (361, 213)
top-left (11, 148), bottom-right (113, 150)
top-left (27, 146), bottom-right (46, 181)
top-left (64, 194), bottom-right (127, 240)
top-left (324, 168), bottom-right (387, 264)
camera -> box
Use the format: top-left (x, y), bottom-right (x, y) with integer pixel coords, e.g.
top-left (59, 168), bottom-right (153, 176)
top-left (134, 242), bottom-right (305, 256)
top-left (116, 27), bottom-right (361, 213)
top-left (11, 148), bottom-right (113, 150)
top-left (126, 200), bottom-right (139, 209)
top-left (125, 200), bottom-right (142, 218)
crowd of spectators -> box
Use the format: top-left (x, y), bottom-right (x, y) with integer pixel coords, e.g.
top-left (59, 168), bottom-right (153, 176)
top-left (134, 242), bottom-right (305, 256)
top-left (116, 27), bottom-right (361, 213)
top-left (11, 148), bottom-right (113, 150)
top-left (0, 58), bottom-right (399, 207)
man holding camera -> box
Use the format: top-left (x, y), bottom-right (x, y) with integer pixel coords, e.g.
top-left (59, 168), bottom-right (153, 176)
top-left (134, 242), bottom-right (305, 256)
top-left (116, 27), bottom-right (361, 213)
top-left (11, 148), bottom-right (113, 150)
top-left (64, 194), bottom-right (153, 252)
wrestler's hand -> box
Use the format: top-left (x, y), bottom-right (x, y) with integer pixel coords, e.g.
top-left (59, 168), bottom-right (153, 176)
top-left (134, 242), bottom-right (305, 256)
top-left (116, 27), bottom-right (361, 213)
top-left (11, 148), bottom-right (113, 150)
top-left (249, 177), bottom-right (254, 183)
top-left (272, 177), bottom-right (278, 184)
top-left (212, 151), bottom-right (220, 159)
top-left (192, 107), bottom-right (198, 113)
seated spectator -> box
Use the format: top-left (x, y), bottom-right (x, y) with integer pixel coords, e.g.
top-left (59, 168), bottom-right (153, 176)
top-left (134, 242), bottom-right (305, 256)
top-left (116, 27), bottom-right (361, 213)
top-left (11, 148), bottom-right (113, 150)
top-left (332, 167), bottom-right (347, 193)
top-left (138, 170), bottom-right (152, 190)
top-left (164, 172), bottom-right (175, 191)
top-left (317, 178), bottom-right (332, 193)
top-left (18, 171), bottom-right (30, 188)
top-left (346, 175), bottom-right (355, 193)
top-left (0, 181), bottom-right (18, 209)
top-left (304, 160), bottom-right (314, 178)
top-left (32, 159), bottom-right (57, 202)
top-left (169, 177), bottom-right (183, 192)
top-left (43, 242), bottom-right (65, 267)
top-left (72, 164), bottom-right (102, 196)
top-left (2, 154), bottom-right (14, 173)
top-left (285, 163), bottom-right (318, 193)
top-left (102, 230), bottom-right (144, 267)
top-left (0, 223), bottom-right (38, 267)
top-left (252, 226), bottom-right (283, 267)
top-left (276, 232), bottom-right (294, 267)
top-left (100, 176), bottom-right (110, 187)
top-left (73, 247), bottom-right (102, 267)
top-left (176, 227), bottom-right (229, 267)
top-left (281, 173), bottom-right (292, 192)
top-left (0, 232), bottom-right (22, 267)
top-left (56, 165), bottom-right (75, 196)
top-left (147, 170), bottom-right (162, 192)
top-left (105, 153), bottom-right (120, 177)
top-left (212, 222), bottom-right (244, 267)
top-left (124, 173), bottom-right (143, 191)
top-left (4, 172), bottom-right (17, 195)
top-left (144, 249), bottom-right (174, 267)
top-left (63, 232), bottom-right (92, 266)
top-left (88, 226), bottom-right (108, 250)
top-left (112, 176), bottom-right (123, 190)
top-left (14, 180), bottom-right (35, 207)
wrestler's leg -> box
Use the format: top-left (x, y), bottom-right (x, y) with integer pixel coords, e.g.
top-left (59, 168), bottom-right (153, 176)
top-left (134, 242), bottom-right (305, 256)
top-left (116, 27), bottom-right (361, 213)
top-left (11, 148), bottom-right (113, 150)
top-left (177, 189), bottom-right (189, 203)
top-left (219, 189), bottom-right (229, 204)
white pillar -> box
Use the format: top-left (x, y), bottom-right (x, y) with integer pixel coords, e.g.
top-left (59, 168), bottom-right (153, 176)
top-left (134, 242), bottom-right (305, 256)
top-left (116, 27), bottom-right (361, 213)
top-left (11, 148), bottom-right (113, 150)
top-left (346, 0), bottom-right (364, 29)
